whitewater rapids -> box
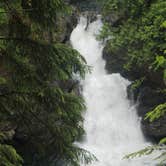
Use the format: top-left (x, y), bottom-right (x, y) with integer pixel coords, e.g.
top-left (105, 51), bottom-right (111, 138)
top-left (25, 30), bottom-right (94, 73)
top-left (70, 16), bottom-right (156, 166)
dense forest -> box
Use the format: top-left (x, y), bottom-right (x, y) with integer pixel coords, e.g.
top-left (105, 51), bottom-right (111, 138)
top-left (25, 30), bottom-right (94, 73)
top-left (0, 0), bottom-right (166, 165)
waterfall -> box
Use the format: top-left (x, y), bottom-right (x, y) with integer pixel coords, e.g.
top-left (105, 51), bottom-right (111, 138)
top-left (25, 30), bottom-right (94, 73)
top-left (70, 16), bottom-right (156, 166)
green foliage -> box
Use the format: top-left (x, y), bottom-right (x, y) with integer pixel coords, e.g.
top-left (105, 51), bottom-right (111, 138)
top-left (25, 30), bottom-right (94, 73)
top-left (61, 146), bottom-right (97, 166)
top-left (101, 0), bottom-right (166, 79)
top-left (21, 0), bottom-right (71, 28)
top-left (0, 8), bottom-right (7, 24)
top-left (164, 69), bottom-right (166, 80)
top-left (0, 144), bottom-right (23, 166)
top-left (124, 145), bottom-right (166, 165)
top-left (152, 56), bottom-right (166, 71)
top-left (102, 0), bottom-right (146, 19)
top-left (0, 0), bottom-right (94, 165)
top-left (145, 103), bottom-right (166, 122)
top-left (101, 0), bottom-right (166, 165)
top-left (131, 77), bottom-right (145, 91)
top-left (159, 137), bottom-right (166, 145)
top-left (98, 23), bottom-right (111, 40)
top-left (0, 77), bottom-right (7, 85)
top-left (0, 122), bottom-right (22, 166)
top-left (161, 21), bottom-right (166, 28)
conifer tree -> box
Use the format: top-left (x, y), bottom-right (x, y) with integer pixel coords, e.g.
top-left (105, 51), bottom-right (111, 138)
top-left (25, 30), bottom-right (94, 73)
top-left (0, 0), bottom-right (95, 165)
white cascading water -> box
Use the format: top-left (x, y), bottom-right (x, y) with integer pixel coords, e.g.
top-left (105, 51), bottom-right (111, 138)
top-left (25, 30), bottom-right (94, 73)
top-left (70, 16), bottom-right (156, 166)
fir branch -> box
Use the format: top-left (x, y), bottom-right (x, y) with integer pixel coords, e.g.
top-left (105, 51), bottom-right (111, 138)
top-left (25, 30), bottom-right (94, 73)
top-left (0, 90), bottom-right (36, 97)
top-left (0, 37), bottom-right (30, 41)
top-left (0, 8), bottom-right (39, 14)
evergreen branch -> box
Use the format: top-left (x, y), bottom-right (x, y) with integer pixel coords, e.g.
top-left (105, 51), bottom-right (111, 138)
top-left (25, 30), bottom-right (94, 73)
top-left (2, 0), bottom-right (11, 11)
top-left (0, 90), bottom-right (36, 97)
top-left (124, 145), bottom-right (166, 165)
top-left (0, 8), bottom-right (39, 14)
top-left (145, 103), bottom-right (166, 122)
top-left (16, 105), bottom-right (34, 137)
top-left (0, 144), bottom-right (23, 165)
top-left (0, 37), bottom-right (30, 41)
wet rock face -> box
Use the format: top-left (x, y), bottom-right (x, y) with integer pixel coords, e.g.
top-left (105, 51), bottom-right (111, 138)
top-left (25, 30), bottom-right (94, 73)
top-left (57, 0), bottom-right (101, 44)
top-left (62, 10), bottom-right (79, 43)
top-left (103, 45), bottom-right (127, 76)
top-left (136, 87), bottom-right (166, 116)
top-left (103, 43), bottom-right (166, 141)
top-left (54, 7), bottom-right (79, 44)
top-left (103, 43), bottom-right (143, 81)
top-left (59, 0), bottom-right (102, 44)
top-left (142, 115), bottom-right (166, 141)
top-left (136, 87), bottom-right (166, 141)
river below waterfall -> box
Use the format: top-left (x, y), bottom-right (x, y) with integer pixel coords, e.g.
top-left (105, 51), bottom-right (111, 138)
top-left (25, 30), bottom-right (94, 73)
top-left (70, 16), bottom-right (156, 166)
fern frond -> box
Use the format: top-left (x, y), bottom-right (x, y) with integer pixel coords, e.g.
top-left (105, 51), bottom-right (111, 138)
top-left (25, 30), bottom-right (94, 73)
top-left (65, 146), bottom-right (98, 166)
top-left (159, 138), bottom-right (166, 145)
top-left (145, 103), bottom-right (166, 122)
top-left (124, 145), bottom-right (166, 165)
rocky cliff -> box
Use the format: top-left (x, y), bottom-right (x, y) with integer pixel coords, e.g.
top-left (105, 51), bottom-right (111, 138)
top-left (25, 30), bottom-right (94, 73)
top-left (103, 43), bottom-right (166, 141)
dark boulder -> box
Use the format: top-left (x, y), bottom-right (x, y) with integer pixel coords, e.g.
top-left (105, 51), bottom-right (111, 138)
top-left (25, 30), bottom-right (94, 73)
top-left (103, 42), bottom-right (166, 141)
top-left (103, 44), bottom-right (127, 75)
top-left (136, 87), bottom-right (166, 141)
top-left (54, 7), bottom-right (79, 43)
top-left (103, 43), bottom-right (142, 81)
top-left (62, 10), bottom-right (79, 43)
top-left (142, 115), bottom-right (166, 141)
top-left (136, 87), bottom-right (166, 117)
